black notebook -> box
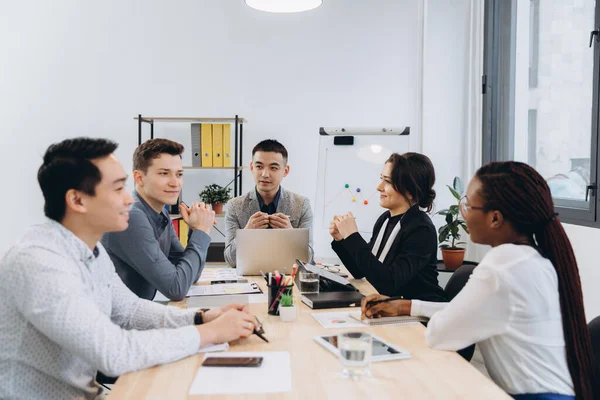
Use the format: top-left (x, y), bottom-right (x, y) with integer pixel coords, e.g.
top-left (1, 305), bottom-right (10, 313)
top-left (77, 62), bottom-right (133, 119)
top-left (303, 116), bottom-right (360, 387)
top-left (301, 291), bottom-right (365, 309)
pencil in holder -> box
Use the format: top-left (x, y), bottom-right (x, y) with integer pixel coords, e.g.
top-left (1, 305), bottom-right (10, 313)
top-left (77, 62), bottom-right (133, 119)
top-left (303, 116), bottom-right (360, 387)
top-left (267, 282), bottom-right (294, 316)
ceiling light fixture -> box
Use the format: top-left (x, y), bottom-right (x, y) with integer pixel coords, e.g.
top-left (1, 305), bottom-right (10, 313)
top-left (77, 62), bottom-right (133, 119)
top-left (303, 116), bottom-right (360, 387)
top-left (245, 0), bottom-right (323, 13)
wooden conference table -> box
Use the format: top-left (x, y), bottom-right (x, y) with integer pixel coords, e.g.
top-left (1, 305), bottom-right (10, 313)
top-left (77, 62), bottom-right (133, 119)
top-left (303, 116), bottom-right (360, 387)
top-left (108, 269), bottom-right (509, 399)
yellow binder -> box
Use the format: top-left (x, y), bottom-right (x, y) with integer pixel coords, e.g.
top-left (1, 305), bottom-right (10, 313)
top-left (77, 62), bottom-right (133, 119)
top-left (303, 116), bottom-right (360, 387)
top-left (212, 124), bottom-right (223, 167)
top-left (201, 124), bottom-right (213, 167)
top-left (223, 124), bottom-right (232, 167)
top-left (179, 220), bottom-right (189, 247)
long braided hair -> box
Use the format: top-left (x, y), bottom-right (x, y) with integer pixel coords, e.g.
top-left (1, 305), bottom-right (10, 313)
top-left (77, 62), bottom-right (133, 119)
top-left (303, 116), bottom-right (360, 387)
top-left (476, 161), bottom-right (596, 400)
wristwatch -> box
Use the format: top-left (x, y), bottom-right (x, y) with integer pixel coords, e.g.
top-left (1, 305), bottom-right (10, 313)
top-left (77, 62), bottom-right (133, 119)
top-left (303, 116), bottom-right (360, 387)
top-left (194, 308), bottom-right (210, 325)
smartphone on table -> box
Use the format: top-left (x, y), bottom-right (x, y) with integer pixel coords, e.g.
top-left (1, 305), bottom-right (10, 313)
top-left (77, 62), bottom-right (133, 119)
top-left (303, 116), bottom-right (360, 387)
top-left (202, 357), bottom-right (264, 368)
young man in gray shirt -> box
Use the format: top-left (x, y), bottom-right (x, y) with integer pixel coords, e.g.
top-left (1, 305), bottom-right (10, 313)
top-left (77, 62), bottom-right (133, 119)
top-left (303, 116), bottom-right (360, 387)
top-left (0, 138), bottom-right (257, 399)
top-left (102, 139), bottom-right (212, 301)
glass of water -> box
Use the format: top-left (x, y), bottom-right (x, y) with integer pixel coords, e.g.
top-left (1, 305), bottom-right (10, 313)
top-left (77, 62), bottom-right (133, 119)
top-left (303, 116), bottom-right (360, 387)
top-left (299, 272), bottom-right (320, 294)
top-left (338, 331), bottom-right (372, 380)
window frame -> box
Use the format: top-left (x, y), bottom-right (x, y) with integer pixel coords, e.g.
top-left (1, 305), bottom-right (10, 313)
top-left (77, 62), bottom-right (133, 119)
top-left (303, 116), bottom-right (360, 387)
top-left (483, 0), bottom-right (600, 228)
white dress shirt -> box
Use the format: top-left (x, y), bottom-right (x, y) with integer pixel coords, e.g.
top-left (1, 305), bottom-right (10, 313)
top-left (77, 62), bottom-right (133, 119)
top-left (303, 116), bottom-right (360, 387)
top-left (411, 244), bottom-right (574, 396)
top-left (0, 219), bottom-right (201, 400)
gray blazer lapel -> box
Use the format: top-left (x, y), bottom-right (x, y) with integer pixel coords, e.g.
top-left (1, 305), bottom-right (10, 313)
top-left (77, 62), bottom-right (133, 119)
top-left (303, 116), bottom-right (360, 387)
top-left (276, 187), bottom-right (295, 224)
top-left (246, 190), bottom-right (261, 217)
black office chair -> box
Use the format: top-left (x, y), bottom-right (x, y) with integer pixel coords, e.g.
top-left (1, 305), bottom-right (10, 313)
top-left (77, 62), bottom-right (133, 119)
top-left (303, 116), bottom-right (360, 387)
top-left (443, 263), bottom-right (477, 362)
top-left (588, 316), bottom-right (600, 390)
top-left (444, 264), bottom-right (477, 301)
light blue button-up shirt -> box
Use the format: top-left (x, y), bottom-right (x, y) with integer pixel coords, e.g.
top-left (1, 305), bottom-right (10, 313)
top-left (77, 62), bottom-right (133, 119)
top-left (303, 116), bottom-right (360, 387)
top-left (0, 219), bottom-right (200, 399)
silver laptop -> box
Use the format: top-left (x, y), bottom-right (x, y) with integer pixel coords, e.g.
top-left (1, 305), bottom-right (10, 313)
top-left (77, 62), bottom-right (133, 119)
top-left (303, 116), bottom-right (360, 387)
top-left (236, 228), bottom-right (309, 276)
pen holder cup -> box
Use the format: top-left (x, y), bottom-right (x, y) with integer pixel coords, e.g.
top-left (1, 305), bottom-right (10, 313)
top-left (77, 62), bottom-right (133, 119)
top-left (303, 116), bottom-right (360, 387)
top-left (267, 282), bottom-right (294, 316)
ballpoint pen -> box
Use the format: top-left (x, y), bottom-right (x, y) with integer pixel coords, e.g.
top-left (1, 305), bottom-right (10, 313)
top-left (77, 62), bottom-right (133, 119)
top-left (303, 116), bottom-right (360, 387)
top-left (365, 296), bottom-right (405, 308)
top-left (253, 316), bottom-right (269, 343)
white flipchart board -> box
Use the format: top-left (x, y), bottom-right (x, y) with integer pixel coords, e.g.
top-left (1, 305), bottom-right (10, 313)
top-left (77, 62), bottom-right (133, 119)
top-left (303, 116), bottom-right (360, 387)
top-left (313, 128), bottom-right (410, 258)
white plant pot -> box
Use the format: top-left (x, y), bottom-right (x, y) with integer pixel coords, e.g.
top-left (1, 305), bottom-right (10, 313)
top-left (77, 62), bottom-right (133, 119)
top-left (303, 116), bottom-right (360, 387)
top-left (279, 305), bottom-right (297, 322)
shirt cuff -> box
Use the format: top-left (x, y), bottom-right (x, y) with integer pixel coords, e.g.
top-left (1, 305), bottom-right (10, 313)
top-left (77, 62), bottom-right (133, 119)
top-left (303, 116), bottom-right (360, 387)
top-left (411, 300), bottom-right (448, 318)
top-left (189, 229), bottom-right (211, 251)
top-left (410, 300), bottom-right (423, 317)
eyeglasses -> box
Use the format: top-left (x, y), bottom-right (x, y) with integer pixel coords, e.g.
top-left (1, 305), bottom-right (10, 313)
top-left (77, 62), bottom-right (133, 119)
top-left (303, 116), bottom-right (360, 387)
top-left (322, 265), bottom-right (341, 274)
top-left (459, 196), bottom-right (486, 214)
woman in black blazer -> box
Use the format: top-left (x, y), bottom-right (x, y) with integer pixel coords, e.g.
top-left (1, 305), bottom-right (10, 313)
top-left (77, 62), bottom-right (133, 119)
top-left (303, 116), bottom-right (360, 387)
top-left (330, 152), bottom-right (446, 302)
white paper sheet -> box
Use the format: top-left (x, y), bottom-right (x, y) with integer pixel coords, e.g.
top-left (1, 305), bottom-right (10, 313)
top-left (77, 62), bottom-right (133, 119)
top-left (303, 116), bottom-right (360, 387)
top-left (186, 293), bottom-right (267, 308)
top-left (197, 268), bottom-right (244, 283)
top-left (152, 291), bottom-right (169, 302)
top-left (189, 351), bottom-right (292, 395)
top-left (312, 311), bottom-right (420, 328)
top-left (311, 311), bottom-right (368, 329)
top-left (187, 282), bottom-right (262, 297)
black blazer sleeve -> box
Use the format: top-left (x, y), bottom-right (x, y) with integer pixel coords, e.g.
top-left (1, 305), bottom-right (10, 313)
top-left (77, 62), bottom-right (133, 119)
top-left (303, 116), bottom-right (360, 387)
top-left (337, 213), bottom-right (438, 296)
top-left (330, 213), bottom-right (388, 280)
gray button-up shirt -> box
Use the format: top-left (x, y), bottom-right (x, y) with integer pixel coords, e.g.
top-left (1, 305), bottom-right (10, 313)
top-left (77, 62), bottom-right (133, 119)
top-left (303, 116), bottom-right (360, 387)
top-left (0, 219), bottom-right (200, 400)
top-left (101, 191), bottom-right (211, 301)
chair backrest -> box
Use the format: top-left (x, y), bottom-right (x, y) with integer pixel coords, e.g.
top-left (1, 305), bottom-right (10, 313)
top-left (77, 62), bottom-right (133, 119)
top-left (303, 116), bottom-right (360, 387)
top-left (443, 263), bottom-right (478, 362)
top-left (589, 315), bottom-right (600, 388)
top-left (444, 264), bottom-right (477, 301)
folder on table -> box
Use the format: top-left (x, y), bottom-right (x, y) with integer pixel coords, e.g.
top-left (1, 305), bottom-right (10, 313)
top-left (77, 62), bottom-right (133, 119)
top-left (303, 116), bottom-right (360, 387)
top-left (301, 291), bottom-right (365, 310)
top-left (223, 124), bottom-right (232, 167)
top-left (201, 124), bottom-right (213, 167)
top-left (212, 124), bottom-right (223, 167)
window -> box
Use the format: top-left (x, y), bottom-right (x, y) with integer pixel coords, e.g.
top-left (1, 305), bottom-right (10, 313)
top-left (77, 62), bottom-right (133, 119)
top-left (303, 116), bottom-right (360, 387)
top-left (484, 0), bottom-right (600, 226)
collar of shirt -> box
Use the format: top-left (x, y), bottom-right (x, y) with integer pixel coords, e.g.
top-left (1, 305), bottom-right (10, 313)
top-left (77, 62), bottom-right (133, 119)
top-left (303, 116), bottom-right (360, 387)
top-left (133, 190), bottom-right (170, 231)
top-left (47, 218), bottom-right (99, 261)
top-left (255, 186), bottom-right (281, 215)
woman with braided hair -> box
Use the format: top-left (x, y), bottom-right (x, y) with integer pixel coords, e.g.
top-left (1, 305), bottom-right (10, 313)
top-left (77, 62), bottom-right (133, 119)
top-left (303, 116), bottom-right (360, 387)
top-left (360, 161), bottom-right (597, 400)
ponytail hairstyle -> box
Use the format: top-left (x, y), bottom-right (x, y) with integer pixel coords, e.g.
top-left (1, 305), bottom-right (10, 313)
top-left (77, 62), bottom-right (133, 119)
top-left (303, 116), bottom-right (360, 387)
top-left (386, 152), bottom-right (436, 212)
top-left (476, 161), bottom-right (596, 400)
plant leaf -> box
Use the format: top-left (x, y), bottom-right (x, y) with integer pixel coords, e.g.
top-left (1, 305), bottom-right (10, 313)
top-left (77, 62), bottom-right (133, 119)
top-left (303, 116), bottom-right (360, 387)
top-left (436, 209), bottom-right (449, 216)
top-left (449, 205), bottom-right (459, 215)
top-left (445, 213), bottom-right (453, 225)
top-left (448, 186), bottom-right (462, 201)
top-left (453, 177), bottom-right (464, 195)
top-left (438, 226), bottom-right (450, 244)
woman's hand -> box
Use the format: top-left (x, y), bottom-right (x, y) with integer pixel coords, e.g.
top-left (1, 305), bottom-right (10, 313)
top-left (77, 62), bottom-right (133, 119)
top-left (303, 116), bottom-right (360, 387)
top-left (329, 217), bottom-right (343, 241)
top-left (334, 212), bottom-right (359, 239)
top-left (360, 294), bottom-right (411, 319)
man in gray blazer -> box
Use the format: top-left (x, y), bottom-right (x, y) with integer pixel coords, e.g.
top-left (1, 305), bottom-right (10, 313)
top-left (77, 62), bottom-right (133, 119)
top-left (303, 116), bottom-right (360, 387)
top-left (224, 139), bottom-right (314, 267)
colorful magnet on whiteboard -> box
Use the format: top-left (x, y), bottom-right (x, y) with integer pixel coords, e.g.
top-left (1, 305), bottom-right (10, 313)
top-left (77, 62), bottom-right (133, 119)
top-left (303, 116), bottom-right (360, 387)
top-left (352, 197), bottom-right (356, 202)
top-left (345, 184), bottom-right (350, 188)
top-left (356, 188), bottom-right (361, 193)
top-left (364, 200), bottom-right (369, 205)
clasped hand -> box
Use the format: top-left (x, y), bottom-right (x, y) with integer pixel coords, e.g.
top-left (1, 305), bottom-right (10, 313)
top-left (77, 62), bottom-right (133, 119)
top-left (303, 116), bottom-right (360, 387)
top-left (245, 212), bottom-right (292, 229)
top-left (329, 212), bottom-right (358, 240)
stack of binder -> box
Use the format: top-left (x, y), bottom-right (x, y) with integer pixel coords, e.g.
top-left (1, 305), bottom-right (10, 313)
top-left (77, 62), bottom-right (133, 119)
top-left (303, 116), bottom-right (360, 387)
top-left (191, 123), bottom-right (232, 167)
top-left (171, 218), bottom-right (190, 246)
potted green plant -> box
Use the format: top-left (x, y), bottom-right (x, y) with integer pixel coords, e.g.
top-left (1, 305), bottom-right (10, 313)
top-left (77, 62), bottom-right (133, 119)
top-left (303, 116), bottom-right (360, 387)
top-left (198, 184), bottom-right (232, 214)
top-left (436, 177), bottom-right (469, 270)
top-left (278, 292), bottom-right (297, 322)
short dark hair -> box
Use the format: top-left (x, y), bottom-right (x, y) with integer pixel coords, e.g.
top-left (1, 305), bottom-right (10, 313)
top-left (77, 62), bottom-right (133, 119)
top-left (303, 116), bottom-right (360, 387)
top-left (252, 139), bottom-right (288, 163)
top-left (133, 139), bottom-right (184, 173)
top-left (386, 152), bottom-right (436, 212)
top-left (37, 137), bottom-right (118, 222)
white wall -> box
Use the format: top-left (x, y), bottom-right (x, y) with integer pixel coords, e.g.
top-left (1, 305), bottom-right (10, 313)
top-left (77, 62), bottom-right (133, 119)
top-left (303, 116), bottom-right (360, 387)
top-left (2, 0), bottom-right (599, 320)
top-left (0, 0), bottom-right (422, 253)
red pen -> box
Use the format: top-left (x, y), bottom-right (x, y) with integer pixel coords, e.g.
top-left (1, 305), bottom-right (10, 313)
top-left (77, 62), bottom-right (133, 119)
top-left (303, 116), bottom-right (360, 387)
top-left (274, 270), bottom-right (281, 285)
